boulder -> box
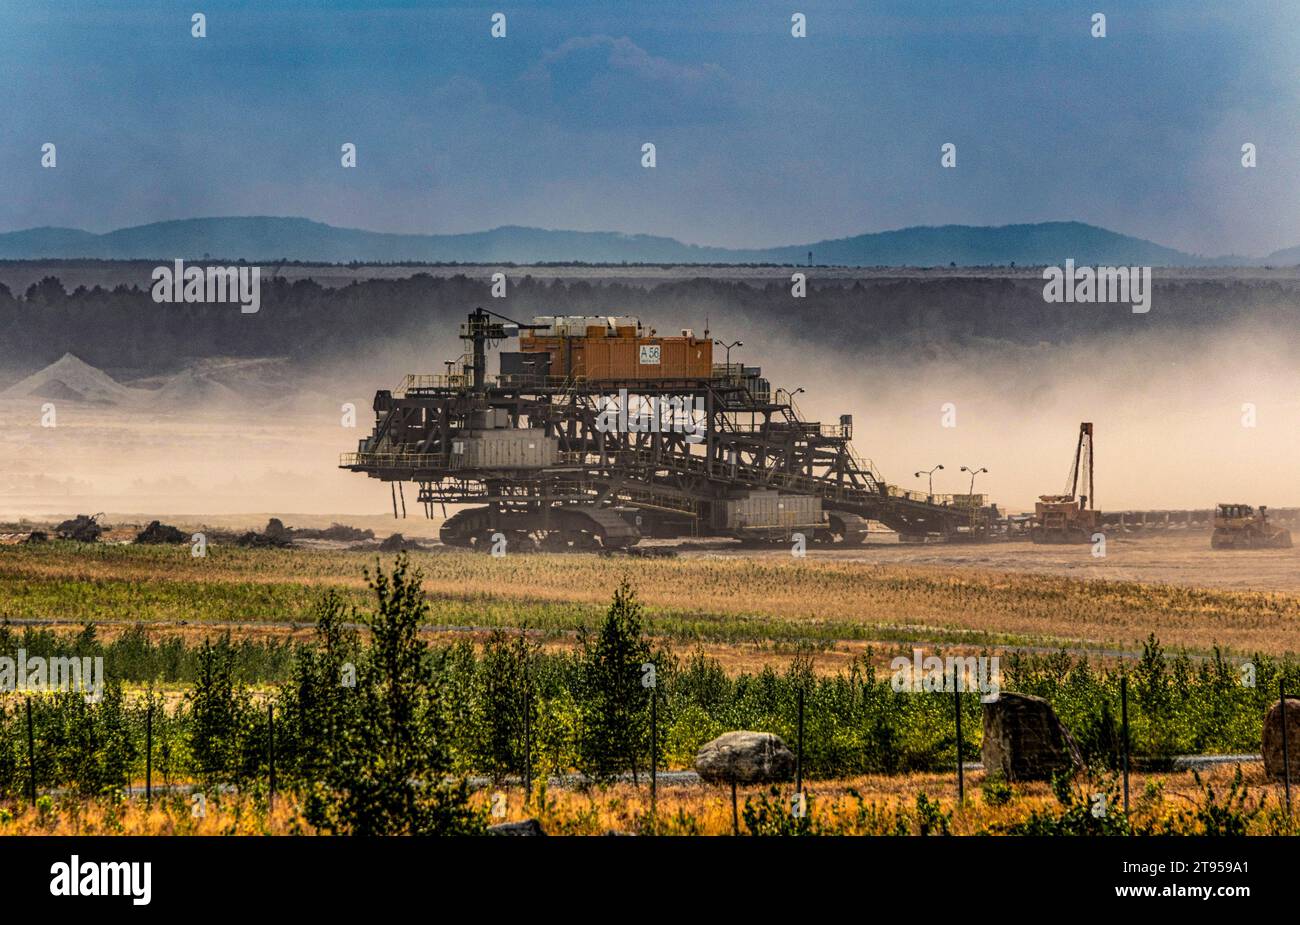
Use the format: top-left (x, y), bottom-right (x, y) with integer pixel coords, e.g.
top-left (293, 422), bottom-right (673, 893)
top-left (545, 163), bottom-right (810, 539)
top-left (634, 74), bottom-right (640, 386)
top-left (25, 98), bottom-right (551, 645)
top-left (694, 731), bottom-right (795, 784)
top-left (487, 818), bottom-right (545, 836)
top-left (1262, 698), bottom-right (1300, 781)
top-left (981, 691), bottom-right (1084, 781)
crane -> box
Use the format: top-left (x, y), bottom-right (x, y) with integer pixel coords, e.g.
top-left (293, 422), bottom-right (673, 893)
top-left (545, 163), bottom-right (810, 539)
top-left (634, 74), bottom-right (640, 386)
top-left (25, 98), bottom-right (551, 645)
top-left (1031, 422), bottom-right (1099, 543)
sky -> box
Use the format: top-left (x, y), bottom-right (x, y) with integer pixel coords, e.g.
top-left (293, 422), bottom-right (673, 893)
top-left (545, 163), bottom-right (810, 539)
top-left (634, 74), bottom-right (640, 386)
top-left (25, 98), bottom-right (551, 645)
top-left (2, 0), bottom-right (1299, 256)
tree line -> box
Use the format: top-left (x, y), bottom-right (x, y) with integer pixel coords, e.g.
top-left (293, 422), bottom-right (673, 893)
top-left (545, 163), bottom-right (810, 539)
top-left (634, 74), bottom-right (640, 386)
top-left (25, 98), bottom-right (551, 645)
top-left (2, 271), bottom-right (1297, 377)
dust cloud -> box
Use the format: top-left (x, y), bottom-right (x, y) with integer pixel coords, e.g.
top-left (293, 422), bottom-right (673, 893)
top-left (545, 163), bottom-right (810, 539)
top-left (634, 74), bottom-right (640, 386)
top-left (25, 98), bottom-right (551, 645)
top-left (743, 316), bottom-right (1300, 512)
top-left (2, 305), bottom-right (1297, 520)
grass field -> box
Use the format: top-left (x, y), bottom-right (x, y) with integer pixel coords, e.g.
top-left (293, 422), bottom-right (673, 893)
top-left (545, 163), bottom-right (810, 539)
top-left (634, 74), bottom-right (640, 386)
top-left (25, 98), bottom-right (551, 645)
top-left (1, 540), bottom-right (1295, 837)
top-left (1, 539), bottom-right (1297, 663)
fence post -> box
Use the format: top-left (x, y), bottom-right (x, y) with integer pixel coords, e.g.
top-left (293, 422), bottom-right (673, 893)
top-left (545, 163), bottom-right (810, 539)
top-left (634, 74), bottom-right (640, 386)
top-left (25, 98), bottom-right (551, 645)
top-left (650, 686), bottom-right (657, 820)
top-left (796, 686), bottom-right (804, 797)
top-left (146, 701), bottom-right (153, 806)
top-left (267, 702), bottom-right (276, 812)
top-left (522, 643), bottom-right (532, 805)
top-left (954, 684), bottom-right (963, 805)
top-left (25, 696), bottom-right (36, 807)
top-left (1282, 680), bottom-right (1292, 818)
top-left (1121, 676), bottom-right (1130, 817)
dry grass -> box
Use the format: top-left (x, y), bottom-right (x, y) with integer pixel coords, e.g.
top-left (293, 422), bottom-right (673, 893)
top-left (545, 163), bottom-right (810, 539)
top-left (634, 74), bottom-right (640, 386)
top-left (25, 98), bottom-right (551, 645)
top-left (517, 764), bottom-right (1295, 835)
top-left (2, 542), bottom-right (1298, 660)
top-left (2, 764), bottom-right (1290, 836)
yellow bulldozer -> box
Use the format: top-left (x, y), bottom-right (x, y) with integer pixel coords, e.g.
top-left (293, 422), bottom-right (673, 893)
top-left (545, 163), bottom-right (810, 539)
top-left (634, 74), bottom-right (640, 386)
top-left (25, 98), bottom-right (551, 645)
top-left (1210, 503), bottom-right (1292, 550)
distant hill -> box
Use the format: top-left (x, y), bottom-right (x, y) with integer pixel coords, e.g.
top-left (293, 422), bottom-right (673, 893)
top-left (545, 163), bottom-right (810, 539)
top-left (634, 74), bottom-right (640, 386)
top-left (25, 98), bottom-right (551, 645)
top-left (0, 216), bottom-right (1283, 267)
top-left (764, 222), bottom-right (1214, 268)
top-left (0, 218), bottom-right (740, 265)
top-left (1262, 244), bottom-right (1300, 266)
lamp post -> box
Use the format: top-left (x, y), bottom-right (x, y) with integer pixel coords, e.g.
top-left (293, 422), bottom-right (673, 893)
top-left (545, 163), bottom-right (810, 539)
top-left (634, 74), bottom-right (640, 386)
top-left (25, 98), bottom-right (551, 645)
top-left (714, 340), bottom-right (743, 375)
top-left (914, 464), bottom-right (944, 499)
top-left (960, 466), bottom-right (988, 497)
top-left (776, 386), bottom-right (805, 406)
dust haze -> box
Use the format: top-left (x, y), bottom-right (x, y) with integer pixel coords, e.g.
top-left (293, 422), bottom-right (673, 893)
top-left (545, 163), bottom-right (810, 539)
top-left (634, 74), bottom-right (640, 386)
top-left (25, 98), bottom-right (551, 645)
top-left (2, 294), bottom-right (1297, 521)
top-left (742, 315), bottom-right (1300, 512)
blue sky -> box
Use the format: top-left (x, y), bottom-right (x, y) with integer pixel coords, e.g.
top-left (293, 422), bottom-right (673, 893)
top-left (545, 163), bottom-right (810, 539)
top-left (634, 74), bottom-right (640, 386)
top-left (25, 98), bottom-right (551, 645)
top-left (2, 1), bottom-right (1298, 255)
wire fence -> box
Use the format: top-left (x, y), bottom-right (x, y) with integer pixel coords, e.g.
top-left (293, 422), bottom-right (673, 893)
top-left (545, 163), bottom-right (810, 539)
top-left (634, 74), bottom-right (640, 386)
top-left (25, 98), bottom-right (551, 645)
top-left (2, 645), bottom-right (1295, 824)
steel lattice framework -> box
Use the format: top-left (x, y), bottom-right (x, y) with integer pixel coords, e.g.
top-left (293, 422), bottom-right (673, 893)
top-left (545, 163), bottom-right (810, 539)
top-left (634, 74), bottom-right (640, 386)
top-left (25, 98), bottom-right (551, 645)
top-left (342, 308), bottom-right (995, 548)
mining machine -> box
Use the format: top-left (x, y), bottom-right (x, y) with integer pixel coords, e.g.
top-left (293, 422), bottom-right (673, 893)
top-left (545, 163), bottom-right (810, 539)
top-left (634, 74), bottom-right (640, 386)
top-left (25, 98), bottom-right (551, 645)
top-left (342, 308), bottom-right (997, 550)
top-left (1031, 422), bottom-right (1100, 544)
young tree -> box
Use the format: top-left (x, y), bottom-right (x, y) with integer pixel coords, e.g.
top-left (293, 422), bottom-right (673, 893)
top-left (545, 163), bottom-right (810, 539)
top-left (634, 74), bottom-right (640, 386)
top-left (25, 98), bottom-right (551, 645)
top-left (187, 634), bottom-right (256, 788)
top-left (577, 580), bottom-right (655, 784)
top-left (280, 590), bottom-right (361, 791)
top-left (475, 628), bottom-right (538, 785)
top-left (311, 554), bottom-right (483, 835)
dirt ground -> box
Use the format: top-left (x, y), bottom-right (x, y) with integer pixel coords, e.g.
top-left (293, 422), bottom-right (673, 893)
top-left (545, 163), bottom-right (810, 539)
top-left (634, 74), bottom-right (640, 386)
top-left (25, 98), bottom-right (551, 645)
top-left (8, 516), bottom-right (1297, 593)
top-left (672, 531), bottom-right (1300, 594)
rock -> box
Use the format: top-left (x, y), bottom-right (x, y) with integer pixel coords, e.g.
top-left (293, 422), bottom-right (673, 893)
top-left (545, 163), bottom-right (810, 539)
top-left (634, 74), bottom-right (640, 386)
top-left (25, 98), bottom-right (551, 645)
top-left (1262, 698), bottom-right (1300, 781)
top-left (134, 520), bottom-right (188, 544)
top-left (378, 533), bottom-right (424, 551)
top-left (694, 731), bottom-right (795, 784)
top-left (487, 818), bottom-right (545, 836)
top-left (981, 691), bottom-right (1084, 781)
top-left (23, 531), bottom-right (47, 544)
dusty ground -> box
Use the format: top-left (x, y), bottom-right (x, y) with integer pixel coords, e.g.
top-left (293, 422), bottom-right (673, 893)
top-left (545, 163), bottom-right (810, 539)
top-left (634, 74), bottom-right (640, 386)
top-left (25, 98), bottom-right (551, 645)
top-left (9, 522), bottom-right (1290, 592)
top-left (2, 526), bottom-right (1297, 660)
top-left (680, 531), bottom-right (1300, 594)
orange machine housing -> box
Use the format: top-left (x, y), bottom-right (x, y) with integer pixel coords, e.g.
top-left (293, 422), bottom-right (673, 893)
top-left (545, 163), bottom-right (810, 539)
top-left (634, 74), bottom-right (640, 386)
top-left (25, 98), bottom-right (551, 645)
top-left (520, 318), bottom-right (712, 381)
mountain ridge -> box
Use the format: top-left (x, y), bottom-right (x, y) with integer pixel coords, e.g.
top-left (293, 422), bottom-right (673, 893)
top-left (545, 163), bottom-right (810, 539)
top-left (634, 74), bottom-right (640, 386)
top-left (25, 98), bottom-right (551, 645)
top-left (0, 216), bottom-right (1288, 267)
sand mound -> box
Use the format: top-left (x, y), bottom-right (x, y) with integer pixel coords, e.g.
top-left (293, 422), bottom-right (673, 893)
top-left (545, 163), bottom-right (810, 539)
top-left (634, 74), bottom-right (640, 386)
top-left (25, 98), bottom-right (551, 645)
top-left (190, 356), bottom-right (297, 401)
top-left (1, 353), bottom-right (141, 404)
top-left (152, 369), bottom-right (243, 407)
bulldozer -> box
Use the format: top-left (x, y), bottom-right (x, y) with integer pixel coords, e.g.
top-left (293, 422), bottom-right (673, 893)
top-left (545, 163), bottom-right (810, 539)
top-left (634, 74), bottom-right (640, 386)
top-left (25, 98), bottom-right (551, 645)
top-left (1031, 422), bottom-right (1100, 544)
top-left (1210, 503), bottom-right (1292, 550)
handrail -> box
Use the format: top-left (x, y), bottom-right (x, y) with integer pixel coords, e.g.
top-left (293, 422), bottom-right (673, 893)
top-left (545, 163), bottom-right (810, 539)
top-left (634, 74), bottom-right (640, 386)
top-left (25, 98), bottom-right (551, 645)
top-left (340, 452), bottom-right (449, 468)
top-left (396, 374), bottom-right (483, 394)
